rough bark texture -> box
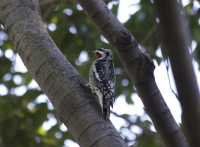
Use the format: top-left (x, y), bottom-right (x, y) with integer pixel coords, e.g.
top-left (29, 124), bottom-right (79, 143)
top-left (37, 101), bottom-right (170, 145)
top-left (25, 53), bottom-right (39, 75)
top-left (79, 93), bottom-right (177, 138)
top-left (0, 0), bottom-right (127, 147)
top-left (153, 0), bottom-right (200, 147)
top-left (77, 0), bottom-right (189, 146)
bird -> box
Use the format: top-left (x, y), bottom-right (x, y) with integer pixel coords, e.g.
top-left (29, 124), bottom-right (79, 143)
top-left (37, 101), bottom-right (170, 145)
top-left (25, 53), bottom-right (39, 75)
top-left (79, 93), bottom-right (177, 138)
top-left (87, 48), bottom-right (115, 120)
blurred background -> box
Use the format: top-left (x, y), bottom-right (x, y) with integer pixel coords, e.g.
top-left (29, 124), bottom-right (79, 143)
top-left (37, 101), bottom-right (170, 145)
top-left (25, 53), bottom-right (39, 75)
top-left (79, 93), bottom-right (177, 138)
top-left (0, 0), bottom-right (199, 146)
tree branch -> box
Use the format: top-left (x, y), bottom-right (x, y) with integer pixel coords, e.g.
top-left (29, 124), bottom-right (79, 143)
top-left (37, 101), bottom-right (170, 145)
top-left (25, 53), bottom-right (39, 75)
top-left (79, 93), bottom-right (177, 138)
top-left (153, 0), bottom-right (200, 146)
top-left (39, 0), bottom-right (113, 6)
top-left (41, 3), bottom-right (56, 20)
top-left (0, 0), bottom-right (127, 147)
top-left (77, 0), bottom-right (189, 146)
top-left (140, 24), bottom-right (157, 46)
top-left (39, 0), bottom-right (73, 6)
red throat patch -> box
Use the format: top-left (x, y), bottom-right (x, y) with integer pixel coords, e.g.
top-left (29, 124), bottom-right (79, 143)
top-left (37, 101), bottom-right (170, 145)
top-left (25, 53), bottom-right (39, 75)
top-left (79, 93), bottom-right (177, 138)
top-left (95, 53), bottom-right (101, 58)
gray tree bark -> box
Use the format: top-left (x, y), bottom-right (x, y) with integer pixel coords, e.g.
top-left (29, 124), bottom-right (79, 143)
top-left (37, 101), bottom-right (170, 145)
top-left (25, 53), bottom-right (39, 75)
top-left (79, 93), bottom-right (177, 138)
top-left (78, 0), bottom-right (189, 146)
top-left (0, 0), bottom-right (127, 147)
top-left (153, 0), bottom-right (200, 147)
top-left (0, 0), bottom-right (191, 146)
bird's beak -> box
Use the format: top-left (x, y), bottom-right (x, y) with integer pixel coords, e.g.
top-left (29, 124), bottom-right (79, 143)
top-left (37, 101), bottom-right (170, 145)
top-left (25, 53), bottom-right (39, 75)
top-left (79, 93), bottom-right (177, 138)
top-left (87, 51), bottom-right (96, 54)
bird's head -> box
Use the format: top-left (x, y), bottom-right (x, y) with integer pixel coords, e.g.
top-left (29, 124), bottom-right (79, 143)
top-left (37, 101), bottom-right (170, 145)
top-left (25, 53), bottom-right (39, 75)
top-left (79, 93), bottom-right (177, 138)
top-left (88, 48), bottom-right (113, 60)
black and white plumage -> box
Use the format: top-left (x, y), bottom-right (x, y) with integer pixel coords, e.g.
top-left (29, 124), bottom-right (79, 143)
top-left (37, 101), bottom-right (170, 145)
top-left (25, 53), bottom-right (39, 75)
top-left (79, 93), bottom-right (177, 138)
top-left (87, 48), bottom-right (115, 120)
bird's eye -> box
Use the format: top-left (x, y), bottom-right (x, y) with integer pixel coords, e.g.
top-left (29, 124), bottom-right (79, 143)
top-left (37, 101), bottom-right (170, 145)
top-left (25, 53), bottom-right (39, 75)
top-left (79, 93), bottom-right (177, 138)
top-left (95, 53), bottom-right (101, 58)
top-left (98, 48), bottom-right (104, 51)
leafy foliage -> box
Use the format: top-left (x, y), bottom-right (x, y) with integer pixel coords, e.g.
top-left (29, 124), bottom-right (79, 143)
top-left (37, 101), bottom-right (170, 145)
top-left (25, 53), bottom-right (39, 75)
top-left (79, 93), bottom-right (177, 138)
top-left (0, 0), bottom-right (199, 146)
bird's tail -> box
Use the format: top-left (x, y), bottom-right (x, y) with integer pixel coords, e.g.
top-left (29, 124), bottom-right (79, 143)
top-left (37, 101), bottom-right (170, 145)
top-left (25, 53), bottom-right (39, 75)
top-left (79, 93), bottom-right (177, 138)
top-left (103, 101), bottom-right (110, 120)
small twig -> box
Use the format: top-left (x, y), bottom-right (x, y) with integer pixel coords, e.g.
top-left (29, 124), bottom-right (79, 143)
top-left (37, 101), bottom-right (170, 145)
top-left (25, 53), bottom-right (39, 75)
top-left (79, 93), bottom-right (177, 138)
top-left (164, 58), bottom-right (179, 100)
top-left (189, 0), bottom-right (194, 4)
top-left (103, 0), bottom-right (114, 4)
top-left (140, 24), bottom-right (157, 46)
top-left (39, 0), bottom-right (111, 6)
top-left (42, 3), bottom-right (57, 20)
top-left (39, 0), bottom-right (74, 6)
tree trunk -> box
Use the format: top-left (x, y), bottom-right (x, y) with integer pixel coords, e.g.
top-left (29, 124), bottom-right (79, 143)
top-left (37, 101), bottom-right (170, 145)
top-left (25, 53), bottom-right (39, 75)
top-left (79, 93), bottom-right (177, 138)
top-left (0, 0), bottom-right (191, 146)
top-left (153, 0), bottom-right (200, 147)
top-left (0, 0), bottom-right (127, 147)
top-left (78, 0), bottom-right (189, 146)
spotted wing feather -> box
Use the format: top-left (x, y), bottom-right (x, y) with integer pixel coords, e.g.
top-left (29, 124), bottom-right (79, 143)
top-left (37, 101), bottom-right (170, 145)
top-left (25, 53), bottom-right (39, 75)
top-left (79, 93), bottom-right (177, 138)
top-left (92, 59), bottom-right (115, 119)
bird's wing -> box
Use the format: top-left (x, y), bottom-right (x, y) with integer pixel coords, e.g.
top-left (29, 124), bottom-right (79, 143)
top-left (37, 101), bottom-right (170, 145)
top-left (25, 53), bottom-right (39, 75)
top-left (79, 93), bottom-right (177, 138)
top-left (93, 60), bottom-right (115, 108)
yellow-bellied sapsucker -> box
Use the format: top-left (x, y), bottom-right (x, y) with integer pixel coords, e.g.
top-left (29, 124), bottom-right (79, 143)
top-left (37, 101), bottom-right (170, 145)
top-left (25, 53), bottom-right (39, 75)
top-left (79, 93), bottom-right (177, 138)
top-left (87, 48), bottom-right (115, 120)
